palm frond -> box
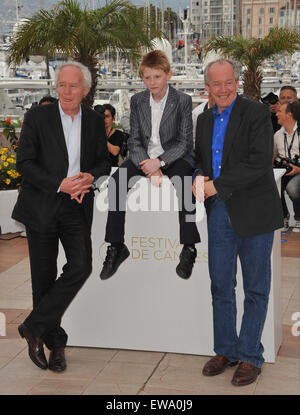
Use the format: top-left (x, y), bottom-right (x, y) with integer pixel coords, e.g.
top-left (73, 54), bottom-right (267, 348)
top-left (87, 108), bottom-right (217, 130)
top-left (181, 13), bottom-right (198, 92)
top-left (8, 0), bottom-right (161, 65)
top-left (203, 28), bottom-right (300, 100)
top-left (8, 0), bottom-right (165, 106)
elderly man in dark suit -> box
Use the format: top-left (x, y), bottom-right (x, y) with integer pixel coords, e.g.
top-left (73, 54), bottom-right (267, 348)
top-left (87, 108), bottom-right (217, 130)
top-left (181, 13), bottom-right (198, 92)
top-left (193, 59), bottom-right (283, 386)
top-left (100, 50), bottom-right (200, 280)
top-left (12, 61), bottom-right (111, 372)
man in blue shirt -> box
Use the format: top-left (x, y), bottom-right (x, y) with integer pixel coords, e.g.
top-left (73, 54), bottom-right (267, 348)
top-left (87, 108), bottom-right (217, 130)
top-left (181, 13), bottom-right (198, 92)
top-left (193, 59), bottom-right (283, 386)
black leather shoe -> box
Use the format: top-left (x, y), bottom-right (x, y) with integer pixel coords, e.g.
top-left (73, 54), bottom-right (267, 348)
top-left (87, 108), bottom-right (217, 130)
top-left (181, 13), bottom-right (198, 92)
top-left (18, 324), bottom-right (48, 370)
top-left (48, 347), bottom-right (67, 372)
top-left (100, 244), bottom-right (130, 280)
top-left (176, 246), bottom-right (197, 279)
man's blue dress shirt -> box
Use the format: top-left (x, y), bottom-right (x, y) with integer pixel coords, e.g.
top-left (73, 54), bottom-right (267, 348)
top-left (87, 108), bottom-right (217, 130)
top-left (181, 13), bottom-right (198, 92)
top-left (211, 98), bottom-right (236, 180)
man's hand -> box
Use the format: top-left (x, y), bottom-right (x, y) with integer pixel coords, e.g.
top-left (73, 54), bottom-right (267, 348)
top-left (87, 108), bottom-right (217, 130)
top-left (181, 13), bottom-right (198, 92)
top-left (74, 172), bottom-right (94, 188)
top-left (285, 164), bottom-right (300, 177)
top-left (204, 179), bottom-right (217, 199)
top-left (149, 169), bottom-right (164, 187)
top-left (60, 174), bottom-right (83, 195)
top-left (60, 172), bottom-right (93, 203)
top-left (139, 158), bottom-right (161, 177)
top-left (192, 175), bottom-right (209, 202)
top-left (71, 172), bottom-right (94, 203)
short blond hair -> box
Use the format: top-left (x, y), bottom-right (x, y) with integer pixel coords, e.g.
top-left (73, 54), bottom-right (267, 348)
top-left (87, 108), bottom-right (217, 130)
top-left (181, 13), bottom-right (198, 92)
top-left (139, 50), bottom-right (171, 78)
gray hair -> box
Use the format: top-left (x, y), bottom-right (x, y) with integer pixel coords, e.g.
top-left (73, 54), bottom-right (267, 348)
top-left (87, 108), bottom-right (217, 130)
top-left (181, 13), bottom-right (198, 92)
top-left (55, 61), bottom-right (92, 89)
top-left (204, 59), bottom-right (240, 85)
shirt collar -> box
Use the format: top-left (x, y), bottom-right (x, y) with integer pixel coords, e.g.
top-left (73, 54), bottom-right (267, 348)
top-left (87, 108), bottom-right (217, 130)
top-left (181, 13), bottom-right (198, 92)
top-left (150, 86), bottom-right (169, 108)
top-left (283, 122), bottom-right (298, 135)
top-left (58, 100), bottom-right (82, 120)
top-left (213, 96), bottom-right (237, 118)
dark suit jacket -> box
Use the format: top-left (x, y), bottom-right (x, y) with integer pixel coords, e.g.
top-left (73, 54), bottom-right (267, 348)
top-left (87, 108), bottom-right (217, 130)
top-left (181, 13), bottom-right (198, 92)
top-left (128, 85), bottom-right (194, 167)
top-left (12, 101), bottom-right (111, 231)
top-left (195, 95), bottom-right (283, 237)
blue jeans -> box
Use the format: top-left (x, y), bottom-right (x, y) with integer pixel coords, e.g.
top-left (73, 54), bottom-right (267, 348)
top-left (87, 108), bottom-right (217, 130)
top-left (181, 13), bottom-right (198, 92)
top-left (207, 198), bottom-right (274, 368)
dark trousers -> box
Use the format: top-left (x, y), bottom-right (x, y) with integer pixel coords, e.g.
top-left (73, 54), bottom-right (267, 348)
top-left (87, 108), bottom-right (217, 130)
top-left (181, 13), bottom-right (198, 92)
top-left (24, 196), bottom-right (92, 350)
top-left (105, 158), bottom-right (200, 244)
top-left (281, 174), bottom-right (300, 221)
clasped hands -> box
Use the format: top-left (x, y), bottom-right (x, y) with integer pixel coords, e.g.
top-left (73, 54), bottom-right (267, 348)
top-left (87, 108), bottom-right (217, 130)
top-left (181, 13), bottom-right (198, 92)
top-left (192, 175), bottom-right (217, 202)
top-left (60, 172), bottom-right (93, 203)
top-left (139, 158), bottom-right (164, 187)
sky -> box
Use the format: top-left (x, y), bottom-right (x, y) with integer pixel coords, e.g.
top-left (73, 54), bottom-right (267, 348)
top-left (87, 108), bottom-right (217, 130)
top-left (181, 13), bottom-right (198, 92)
top-left (0, 0), bottom-right (190, 34)
top-left (75, 1), bottom-right (190, 12)
top-left (0, 0), bottom-right (190, 17)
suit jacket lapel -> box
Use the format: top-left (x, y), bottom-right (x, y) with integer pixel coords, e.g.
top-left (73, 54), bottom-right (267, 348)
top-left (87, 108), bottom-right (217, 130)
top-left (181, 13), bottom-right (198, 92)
top-left (140, 90), bottom-right (152, 138)
top-left (203, 110), bottom-right (214, 177)
top-left (221, 96), bottom-right (242, 167)
top-left (80, 104), bottom-right (87, 169)
top-left (52, 101), bottom-right (69, 163)
top-left (160, 85), bottom-right (177, 129)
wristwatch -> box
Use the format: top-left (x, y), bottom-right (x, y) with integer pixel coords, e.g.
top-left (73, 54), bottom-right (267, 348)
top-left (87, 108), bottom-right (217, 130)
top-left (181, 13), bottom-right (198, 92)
top-left (158, 157), bottom-right (166, 168)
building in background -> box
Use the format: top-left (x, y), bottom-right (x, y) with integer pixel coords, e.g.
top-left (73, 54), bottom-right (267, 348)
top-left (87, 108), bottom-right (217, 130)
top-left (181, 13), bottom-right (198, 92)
top-left (190, 1), bottom-right (300, 43)
top-left (240, 1), bottom-right (300, 39)
top-left (278, 0), bottom-right (300, 28)
top-left (190, 0), bottom-right (239, 44)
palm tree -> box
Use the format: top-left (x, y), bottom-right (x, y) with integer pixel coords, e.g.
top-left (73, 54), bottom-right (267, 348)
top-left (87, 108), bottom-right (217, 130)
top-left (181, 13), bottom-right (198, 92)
top-left (203, 28), bottom-right (300, 101)
top-left (8, 0), bottom-right (163, 106)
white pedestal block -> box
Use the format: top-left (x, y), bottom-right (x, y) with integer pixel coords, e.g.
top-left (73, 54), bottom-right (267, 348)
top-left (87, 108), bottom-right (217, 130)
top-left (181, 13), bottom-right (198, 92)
top-left (0, 189), bottom-right (24, 234)
top-left (61, 170), bottom-right (284, 363)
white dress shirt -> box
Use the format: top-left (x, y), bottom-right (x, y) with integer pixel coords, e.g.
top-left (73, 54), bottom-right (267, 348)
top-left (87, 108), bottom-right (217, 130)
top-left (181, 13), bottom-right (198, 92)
top-left (147, 87), bottom-right (169, 159)
top-left (59, 101), bottom-right (82, 178)
top-left (274, 124), bottom-right (299, 159)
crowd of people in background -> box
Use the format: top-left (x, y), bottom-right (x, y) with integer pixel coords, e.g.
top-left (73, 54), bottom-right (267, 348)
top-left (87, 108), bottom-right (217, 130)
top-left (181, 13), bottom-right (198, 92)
top-left (262, 85), bottom-right (300, 233)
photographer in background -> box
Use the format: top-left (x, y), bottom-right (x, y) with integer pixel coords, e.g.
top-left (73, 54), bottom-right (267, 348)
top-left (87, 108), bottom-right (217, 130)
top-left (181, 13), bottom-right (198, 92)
top-left (274, 101), bottom-right (300, 232)
top-left (261, 92), bottom-right (280, 133)
top-left (279, 85), bottom-right (298, 105)
top-left (94, 104), bottom-right (128, 164)
top-left (102, 103), bottom-right (125, 167)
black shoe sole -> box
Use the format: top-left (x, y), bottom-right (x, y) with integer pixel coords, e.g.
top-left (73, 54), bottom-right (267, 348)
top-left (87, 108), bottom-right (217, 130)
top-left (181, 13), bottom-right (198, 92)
top-left (176, 264), bottom-right (194, 280)
top-left (48, 364), bottom-right (67, 373)
top-left (176, 267), bottom-right (191, 279)
top-left (176, 248), bottom-right (197, 280)
top-left (100, 246), bottom-right (130, 280)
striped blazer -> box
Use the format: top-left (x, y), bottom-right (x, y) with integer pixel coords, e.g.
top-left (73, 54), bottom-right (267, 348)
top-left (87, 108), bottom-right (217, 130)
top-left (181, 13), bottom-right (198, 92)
top-left (128, 85), bottom-right (195, 168)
